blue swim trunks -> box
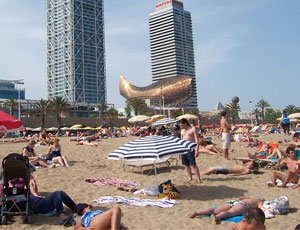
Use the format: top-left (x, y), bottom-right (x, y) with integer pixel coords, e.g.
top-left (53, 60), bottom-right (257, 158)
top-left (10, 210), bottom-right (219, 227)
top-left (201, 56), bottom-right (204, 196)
top-left (182, 150), bottom-right (196, 166)
top-left (82, 210), bottom-right (104, 228)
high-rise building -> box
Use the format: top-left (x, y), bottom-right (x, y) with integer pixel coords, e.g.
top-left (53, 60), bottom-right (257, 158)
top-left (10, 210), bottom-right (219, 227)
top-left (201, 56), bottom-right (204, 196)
top-left (47, 0), bottom-right (106, 105)
top-left (149, 0), bottom-right (197, 108)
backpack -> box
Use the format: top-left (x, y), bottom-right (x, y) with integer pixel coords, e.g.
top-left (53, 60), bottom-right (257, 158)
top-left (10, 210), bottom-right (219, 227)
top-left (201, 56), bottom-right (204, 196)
top-left (262, 196), bottom-right (290, 217)
top-left (158, 180), bottom-right (179, 199)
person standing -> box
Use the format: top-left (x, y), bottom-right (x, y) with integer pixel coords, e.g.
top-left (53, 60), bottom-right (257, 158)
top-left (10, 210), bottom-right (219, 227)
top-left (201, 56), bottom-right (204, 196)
top-left (179, 119), bottom-right (201, 183)
top-left (219, 111), bottom-right (231, 160)
top-left (281, 110), bottom-right (290, 135)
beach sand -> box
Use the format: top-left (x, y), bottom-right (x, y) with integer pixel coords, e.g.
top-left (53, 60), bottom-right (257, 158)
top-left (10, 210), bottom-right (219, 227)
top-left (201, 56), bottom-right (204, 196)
top-left (0, 133), bottom-right (299, 229)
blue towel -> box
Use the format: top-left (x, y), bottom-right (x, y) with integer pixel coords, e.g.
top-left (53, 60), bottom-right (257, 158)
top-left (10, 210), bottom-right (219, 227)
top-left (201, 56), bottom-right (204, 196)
top-left (197, 207), bottom-right (243, 223)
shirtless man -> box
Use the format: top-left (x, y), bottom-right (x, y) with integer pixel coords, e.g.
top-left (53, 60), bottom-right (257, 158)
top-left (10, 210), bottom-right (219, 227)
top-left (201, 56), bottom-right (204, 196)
top-left (268, 147), bottom-right (300, 188)
top-left (179, 119), bottom-right (201, 183)
top-left (219, 111), bottom-right (231, 160)
top-left (39, 129), bottom-right (50, 145)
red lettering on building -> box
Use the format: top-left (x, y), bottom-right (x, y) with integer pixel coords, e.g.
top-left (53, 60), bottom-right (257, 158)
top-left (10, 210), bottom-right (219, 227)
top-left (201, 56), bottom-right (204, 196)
top-left (155, 0), bottom-right (183, 9)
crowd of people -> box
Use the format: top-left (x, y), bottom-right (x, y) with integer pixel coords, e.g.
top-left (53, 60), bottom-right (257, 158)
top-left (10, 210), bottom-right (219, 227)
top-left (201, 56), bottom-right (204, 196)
top-left (1, 109), bottom-right (300, 229)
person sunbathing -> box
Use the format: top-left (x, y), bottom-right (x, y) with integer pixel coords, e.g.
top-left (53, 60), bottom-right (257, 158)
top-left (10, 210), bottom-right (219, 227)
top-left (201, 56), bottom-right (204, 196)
top-left (188, 197), bottom-right (264, 225)
top-left (247, 143), bottom-right (272, 159)
top-left (228, 207), bottom-right (266, 230)
top-left (30, 190), bottom-right (77, 226)
top-left (46, 138), bottom-right (70, 167)
top-left (22, 140), bottom-right (54, 169)
top-left (198, 140), bottom-right (223, 155)
top-left (201, 161), bottom-right (259, 176)
top-left (74, 203), bottom-right (126, 230)
top-left (39, 129), bottom-right (51, 145)
top-left (268, 147), bottom-right (300, 188)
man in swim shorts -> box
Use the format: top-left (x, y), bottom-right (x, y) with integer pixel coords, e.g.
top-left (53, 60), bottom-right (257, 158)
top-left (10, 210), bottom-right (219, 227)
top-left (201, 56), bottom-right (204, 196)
top-left (201, 162), bottom-right (258, 176)
top-left (219, 111), bottom-right (231, 160)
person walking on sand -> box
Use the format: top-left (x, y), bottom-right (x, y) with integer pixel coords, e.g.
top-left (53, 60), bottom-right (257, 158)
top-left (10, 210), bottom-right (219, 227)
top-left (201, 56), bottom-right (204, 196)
top-left (219, 111), bottom-right (231, 160)
top-left (179, 119), bottom-right (201, 183)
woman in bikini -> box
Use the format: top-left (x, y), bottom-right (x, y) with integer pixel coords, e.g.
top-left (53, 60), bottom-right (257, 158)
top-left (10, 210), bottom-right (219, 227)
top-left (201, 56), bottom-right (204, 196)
top-left (46, 138), bottom-right (70, 167)
top-left (22, 139), bottom-right (54, 168)
top-left (188, 198), bottom-right (264, 225)
top-left (74, 203), bottom-right (126, 230)
top-left (198, 139), bottom-right (223, 155)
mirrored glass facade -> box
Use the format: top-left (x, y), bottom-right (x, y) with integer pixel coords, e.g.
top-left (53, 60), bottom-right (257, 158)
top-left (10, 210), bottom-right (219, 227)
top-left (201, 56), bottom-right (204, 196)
top-left (47, 0), bottom-right (106, 104)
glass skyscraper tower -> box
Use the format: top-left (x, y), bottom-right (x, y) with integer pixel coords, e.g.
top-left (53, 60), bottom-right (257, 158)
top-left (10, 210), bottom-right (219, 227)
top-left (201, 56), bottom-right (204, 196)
top-left (149, 0), bottom-right (197, 108)
top-left (47, 0), bottom-right (106, 104)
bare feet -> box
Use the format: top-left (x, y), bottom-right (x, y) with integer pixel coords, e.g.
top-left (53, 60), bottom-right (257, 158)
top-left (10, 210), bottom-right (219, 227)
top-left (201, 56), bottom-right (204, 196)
top-left (211, 214), bottom-right (219, 225)
top-left (196, 179), bottom-right (202, 183)
top-left (185, 179), bottom-right (192, 184)
top-left (224, 157), bottom-right (230, 160)
top-left (187, 212), bottom-right (199, 218)
top-left (267, 182), bottom-right (275, 187)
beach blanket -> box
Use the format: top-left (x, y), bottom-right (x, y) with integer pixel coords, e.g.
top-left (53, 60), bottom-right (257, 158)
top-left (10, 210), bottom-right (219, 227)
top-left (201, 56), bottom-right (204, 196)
top-left (196, 207), bottom-right (242, 223)
top-left (85, 178), bottom-right (142, 188)
top-left (93, 196), bottom-right (178, 208)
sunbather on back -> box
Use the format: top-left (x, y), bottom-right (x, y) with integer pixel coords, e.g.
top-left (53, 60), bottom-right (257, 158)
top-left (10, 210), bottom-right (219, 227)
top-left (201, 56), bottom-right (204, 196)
top-left (201, 162), bottom-right (259, 176)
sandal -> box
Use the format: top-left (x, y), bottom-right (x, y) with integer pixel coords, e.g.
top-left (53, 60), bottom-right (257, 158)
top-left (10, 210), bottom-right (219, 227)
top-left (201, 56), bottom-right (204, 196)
top-left (60, 216), bottom-right (74, 227)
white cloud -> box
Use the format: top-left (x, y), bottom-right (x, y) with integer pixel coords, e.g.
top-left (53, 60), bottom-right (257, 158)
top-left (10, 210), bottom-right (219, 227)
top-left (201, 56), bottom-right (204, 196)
top-left (23, 27), bottom-right (46, 42)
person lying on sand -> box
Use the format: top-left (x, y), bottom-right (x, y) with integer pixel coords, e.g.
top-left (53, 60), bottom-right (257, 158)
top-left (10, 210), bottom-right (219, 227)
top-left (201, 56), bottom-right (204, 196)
top-left (30, 190), bottom-right (77, 226)
top-left (74, 203), bottom-right (126, 230)
top-left (200, 161), bottom-right (259, 176)
top-left (198, 139), bottom-right (223, 155)
top-left (188, 198), bottom-right (264, 225)
top-left (268, 147), bottom-right (300, 188)
top-left (228, 207), bottom-right (266, 230)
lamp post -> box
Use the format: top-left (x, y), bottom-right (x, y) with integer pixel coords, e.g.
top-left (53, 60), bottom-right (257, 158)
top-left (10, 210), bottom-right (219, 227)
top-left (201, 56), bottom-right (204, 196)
top-left (249, 100), bottom-right (253, 125)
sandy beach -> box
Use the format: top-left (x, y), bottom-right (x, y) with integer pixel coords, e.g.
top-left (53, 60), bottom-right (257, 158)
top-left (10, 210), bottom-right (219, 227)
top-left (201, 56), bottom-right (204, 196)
top-left (0, 133), bottom-right (299, 230)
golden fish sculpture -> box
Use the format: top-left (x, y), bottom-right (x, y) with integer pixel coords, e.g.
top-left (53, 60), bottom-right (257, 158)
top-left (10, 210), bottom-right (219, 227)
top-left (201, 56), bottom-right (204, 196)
top-left (119, 75), bottom-right (192, 105)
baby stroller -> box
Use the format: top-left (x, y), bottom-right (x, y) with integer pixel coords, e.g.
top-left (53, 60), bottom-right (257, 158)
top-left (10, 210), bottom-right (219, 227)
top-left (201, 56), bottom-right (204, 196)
top-left (1, 153), bottom-right (31, 224)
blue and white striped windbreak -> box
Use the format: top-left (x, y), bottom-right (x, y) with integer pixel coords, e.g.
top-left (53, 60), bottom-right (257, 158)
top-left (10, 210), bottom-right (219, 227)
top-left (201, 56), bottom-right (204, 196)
top-left (151, 118), bottom-right (178, 126)
top-left (108, 135), bottom-right (197, 161)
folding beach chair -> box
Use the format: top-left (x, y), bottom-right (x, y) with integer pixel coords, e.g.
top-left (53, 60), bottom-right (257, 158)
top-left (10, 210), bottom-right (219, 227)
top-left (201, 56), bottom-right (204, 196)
top-left (123, 156), bottom-right (178, 175)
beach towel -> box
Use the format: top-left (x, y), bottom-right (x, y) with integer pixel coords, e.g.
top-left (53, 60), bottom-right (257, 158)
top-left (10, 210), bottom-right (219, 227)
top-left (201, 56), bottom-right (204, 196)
top-left (133, 186), bottom-right (160, 196)
top-left (267, 179), bottom-right (295, 187)
top-left (85, 178), bottom-right (142, 188)
top-left (93, 196), bottom-right (178, 208)
top-left (196, 207), bottom-right (242, 223)
top-left (261, 196), bottom-right (290, 218)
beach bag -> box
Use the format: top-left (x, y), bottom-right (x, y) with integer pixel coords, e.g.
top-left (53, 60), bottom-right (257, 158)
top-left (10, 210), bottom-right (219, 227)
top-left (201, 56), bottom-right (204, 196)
top-left (262, 196), bottom-right (289, 217)
top-left (158, 180), bottom-right (179, 199)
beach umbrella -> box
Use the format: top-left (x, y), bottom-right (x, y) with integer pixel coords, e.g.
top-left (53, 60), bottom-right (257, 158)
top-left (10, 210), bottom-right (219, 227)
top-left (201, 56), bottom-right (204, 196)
top-left (32, 127), bottom-right (42, 132)
top-left (108, 135), bottom-right (197, 187)
top-left (289, 113), bottom-right (300, 119)
top-left (0, 111), bottom-right (23, 133)
top-left (95, 126), bottom-right (102, 130)
top-left (83, 126), bottom-right (93, 130)
top-left (128, 115), bottom-right (150, 123)
top-left (290, 119), bottom-right (300, 123)
top-left (176, 114), bottom-right (199, 120)
top-left (146, 115), bottom-right (166, 124)
top-left (70, 124), bottom-right (83, 129)
top-left (151, 118), bottom-right (178, 126)
top-left (61, 127), bottom-right (70, 131)
top-left (25, 127), bottom-right (33, 131)
top-left (47, 127), bottom-right (58, 131)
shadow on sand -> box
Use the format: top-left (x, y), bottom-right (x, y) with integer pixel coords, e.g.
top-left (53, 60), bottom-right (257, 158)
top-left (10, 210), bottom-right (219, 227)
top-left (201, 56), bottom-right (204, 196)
top-left (202, 176), bottom-right (252, 182)
top-left (177, 184), bottom-right (248, 201)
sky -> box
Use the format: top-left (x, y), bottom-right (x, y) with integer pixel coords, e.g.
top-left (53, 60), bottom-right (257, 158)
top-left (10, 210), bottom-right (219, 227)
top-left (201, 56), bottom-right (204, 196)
top-left (0, 0), bottom-right (299, 111)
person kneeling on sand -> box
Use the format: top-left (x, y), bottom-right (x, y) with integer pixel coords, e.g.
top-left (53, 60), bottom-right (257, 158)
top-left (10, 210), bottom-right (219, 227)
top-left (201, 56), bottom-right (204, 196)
top-left (268, 147), bottom-right (300, 188)
top-left (74, 203), bottom-right (126, 230)
top-left (188, 197), bottom-right (264, 225)
top-left (201, 161), bottom-right (259, 176)
top-left (228, 208), bottom-right (266, 230)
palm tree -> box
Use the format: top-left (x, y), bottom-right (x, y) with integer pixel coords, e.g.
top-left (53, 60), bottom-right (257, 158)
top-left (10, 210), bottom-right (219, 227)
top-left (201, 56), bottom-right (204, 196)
top-left (4, 99), bottom-right (18, 116)
top-left (97, 102), bottom-right (108, 118)
top-left (35, 99), bottom-right (51, 130)
top-left (284, 105), bottom-right (300, 115)
top-left (124, 103), bottom-right (132, 118)
top-left (252, 108), bottom-right (261, 121)
top-left (50, 97), bottom-right (70, 133)
top-left (225, 103), bottom-right (241, 125)
top-left (105, 108), bottom-right (118, 126)
top-left (127, 98), bottom-right (146, 116)
top-left (255, 99), bottom-right (270, 122)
